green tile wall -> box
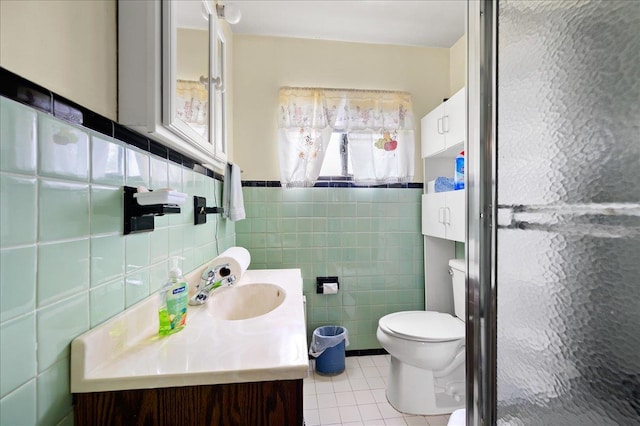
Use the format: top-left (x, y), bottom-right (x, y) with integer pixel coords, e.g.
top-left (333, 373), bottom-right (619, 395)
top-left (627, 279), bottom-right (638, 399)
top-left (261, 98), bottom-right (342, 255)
top-left (0, 97), bottom-right (236, 425)
top-left (237, 186), bottom-right (425, 350)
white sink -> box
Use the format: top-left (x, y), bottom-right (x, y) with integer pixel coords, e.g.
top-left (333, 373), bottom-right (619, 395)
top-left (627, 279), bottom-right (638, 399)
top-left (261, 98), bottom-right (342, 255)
top-left (207, 283), bottom-right (286, 320)
top-left (70, 269), bottom-right (307, 393)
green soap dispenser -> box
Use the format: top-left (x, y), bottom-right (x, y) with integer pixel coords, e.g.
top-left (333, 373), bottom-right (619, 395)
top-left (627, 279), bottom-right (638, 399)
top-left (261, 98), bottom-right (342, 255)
top-left (158, 257), bottom-right (189, 336)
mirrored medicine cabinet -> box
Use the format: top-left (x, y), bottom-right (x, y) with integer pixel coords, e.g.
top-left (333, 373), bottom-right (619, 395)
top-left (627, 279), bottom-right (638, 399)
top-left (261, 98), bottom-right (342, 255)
top-left (118, 0), bottom-right (227, 169)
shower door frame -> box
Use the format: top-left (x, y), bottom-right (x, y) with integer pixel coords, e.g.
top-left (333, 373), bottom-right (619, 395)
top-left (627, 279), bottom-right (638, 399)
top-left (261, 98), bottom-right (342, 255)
top-left (466, 0), bottom-right (498, 425)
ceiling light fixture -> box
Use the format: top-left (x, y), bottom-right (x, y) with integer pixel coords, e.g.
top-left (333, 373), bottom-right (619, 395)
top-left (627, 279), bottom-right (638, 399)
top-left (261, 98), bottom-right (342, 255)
top-left (216, 3), bottom-right (241, 25)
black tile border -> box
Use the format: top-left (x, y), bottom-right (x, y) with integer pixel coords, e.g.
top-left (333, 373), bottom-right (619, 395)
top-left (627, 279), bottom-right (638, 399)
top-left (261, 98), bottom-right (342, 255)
top-left (308, 348), bottom-right (388, 361)
top-left (0, 67), bottom-right (223, 182)
top-left (0, 67), bottom-right (421, 189)
top-left (114, 124), bottom-right (149, 152)
top-left (149, 140), bottom-right (168, 159)
top-left (346, 348), bottom-right (388, 357)
top-left (242, 180), bottom-right (423, 189)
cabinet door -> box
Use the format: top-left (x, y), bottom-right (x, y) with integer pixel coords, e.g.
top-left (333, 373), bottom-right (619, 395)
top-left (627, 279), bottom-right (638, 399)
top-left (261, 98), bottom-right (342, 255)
top-left (422, 193), bottom-right (447, 239)
top-left (421, 104), bottom-right (446, 157)
top-left (119, 0), bottom-right (227, 169)
top-left (212, 24), bottom-right (227, 164)
top-left (443, 87), bottom-right (466, 149)
top-left (445, 190), bottom-right (466, 242)
top-left (163, 0), bottom-right (215, 153)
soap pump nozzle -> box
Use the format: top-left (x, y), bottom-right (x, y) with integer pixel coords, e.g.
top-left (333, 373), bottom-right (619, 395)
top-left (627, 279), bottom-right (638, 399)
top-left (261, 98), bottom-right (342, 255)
top-left (169, 256), bottom-right (185, 280)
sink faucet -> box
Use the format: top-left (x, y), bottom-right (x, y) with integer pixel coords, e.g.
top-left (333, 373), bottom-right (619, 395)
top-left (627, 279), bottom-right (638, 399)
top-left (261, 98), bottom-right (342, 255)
top-left (189, 263), bottom-right (237, 305)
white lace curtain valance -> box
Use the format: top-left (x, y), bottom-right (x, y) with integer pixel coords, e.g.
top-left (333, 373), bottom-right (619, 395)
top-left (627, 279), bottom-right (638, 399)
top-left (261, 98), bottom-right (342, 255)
top-left (277, 87), bottom-right (415, 187)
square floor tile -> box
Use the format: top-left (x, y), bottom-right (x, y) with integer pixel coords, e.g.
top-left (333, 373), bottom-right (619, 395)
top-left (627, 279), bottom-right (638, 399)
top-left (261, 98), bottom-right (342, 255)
top-left (357, 356), bottom-right (376, 367)
top-left (347, 368), bottom-right (365, 380)
top-left (332, 377), bottom-right (352, 393)
top-left (404, 415), bottom-right (429, 426)
top-left (315, 380), bottom-right (334, 395)
top-left (334, 391), bottom-right (356, 407)
top-left (339, 405), bottom-right (362, 423)
top-left (318, 407), bottom-right (341, 424)
top-left (349, 378), bottom-right (370, 390)
top-left (359, 403), bottom-right (383, 421)
top-left (377, 365), bottom-right (390, 377)
top-left (367, 376), bottom-right (386, 389)
top-left (316, 392), bottom-right (337, 409)
top-left (303, 381), bottom-right (316, 395)
top-left (373, 355), bottom-right (390, 365)
top-left (425, 414), bottom-right (450, 426)
top-left (304, 394), bottom-right (317, 410)
top-left (353, 389), bottom-right (375, 405)
top-left (303, 409), bottom-right (320, 426)
top-left (378, 401), bottom-right (404, 419)
top-left (385, 417), bottom-right (409, 425)
top-left (362, 366), bottom-right (381, 377)
top-left (372, 388), bottom-right (388, 403)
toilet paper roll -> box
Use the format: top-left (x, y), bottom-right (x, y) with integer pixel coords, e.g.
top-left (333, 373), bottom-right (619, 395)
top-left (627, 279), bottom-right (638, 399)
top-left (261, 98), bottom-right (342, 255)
top-left (210, 246), bottom-right (251, 282)
top-left (323, 283), bottom-right (339, 295)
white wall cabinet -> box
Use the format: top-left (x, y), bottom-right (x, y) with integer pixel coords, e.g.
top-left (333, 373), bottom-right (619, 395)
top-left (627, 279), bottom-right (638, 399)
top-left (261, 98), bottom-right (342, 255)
top-left (421, 191), bottom-right (465, 242)
top-left (421, 87), bottom-right (466, 314)
top-left (421, 87), bottom-right (465, 158)
top-left (118, 0), bottom-right (227, 170)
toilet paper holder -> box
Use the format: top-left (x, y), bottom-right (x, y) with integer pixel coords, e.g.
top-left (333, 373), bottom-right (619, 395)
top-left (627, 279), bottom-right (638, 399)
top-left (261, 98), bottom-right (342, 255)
top-left (316, 276), bottom-right (339, 294)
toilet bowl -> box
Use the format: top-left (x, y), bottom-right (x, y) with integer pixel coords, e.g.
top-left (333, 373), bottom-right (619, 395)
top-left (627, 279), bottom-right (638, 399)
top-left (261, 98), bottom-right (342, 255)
top-left (377, 259), bottom-right (466, 415)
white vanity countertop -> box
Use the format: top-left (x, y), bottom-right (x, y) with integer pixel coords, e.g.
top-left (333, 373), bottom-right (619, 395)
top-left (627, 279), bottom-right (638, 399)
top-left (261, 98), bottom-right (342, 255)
top-left (71, 268), bottom-right (308, 393)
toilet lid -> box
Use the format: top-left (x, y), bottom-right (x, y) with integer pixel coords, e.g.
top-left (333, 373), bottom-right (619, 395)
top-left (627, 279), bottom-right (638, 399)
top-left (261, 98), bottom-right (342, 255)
top-left (379, 311), bottom-right (464, 342)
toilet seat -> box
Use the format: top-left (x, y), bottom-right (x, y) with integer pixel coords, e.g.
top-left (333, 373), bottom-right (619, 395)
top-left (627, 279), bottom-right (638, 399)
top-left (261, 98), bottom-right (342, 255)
top-left (379, 311), bottom-right (464, 342)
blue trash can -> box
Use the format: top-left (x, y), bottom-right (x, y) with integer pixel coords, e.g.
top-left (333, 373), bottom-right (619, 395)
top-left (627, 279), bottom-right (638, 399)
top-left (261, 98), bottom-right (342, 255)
top-left (309, 326), bottom-right (348, 376)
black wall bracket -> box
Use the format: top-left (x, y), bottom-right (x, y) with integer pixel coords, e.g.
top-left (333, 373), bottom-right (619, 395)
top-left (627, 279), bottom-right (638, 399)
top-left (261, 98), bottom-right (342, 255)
top-left (194, 196), bottom-right (224, 225)
top-left (123, 186), bottom-right (181, 235)
top-left (316, 276), bottom-right (340, 294)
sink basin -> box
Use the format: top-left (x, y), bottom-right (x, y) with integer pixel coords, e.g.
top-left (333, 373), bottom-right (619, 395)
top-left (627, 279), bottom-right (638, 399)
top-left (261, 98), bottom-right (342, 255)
top-left (207, 283), bottom-right (286, 320)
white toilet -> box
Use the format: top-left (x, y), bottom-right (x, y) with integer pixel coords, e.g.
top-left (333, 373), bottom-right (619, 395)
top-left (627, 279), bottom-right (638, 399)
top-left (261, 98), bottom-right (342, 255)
top-left (377, 259), bottom-right (466, 415)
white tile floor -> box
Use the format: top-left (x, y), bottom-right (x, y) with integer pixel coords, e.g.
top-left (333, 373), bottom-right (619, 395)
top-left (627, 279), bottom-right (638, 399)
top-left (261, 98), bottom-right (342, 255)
top-left (304, 355), bottom-right (451, 426)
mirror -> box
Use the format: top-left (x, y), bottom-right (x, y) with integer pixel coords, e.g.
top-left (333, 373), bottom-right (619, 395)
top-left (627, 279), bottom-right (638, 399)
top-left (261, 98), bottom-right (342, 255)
top-left (176, 17), bottom-right (210, 141)
top-left (213, 26), bottom-right (226, 159)
top-left (163, 0), bottom-right (218, 154)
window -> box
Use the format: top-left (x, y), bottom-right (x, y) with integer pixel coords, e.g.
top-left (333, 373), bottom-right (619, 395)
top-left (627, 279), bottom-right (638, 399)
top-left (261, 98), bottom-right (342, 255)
top-left (318, 133), bottom-right (353, 179)
top-left (278, 87), bottom-right (415, 187)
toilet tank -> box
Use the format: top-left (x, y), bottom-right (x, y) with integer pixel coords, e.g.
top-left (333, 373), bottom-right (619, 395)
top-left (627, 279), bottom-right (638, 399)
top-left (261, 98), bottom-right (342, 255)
top-left (449, 259), bottom-right (466, 320)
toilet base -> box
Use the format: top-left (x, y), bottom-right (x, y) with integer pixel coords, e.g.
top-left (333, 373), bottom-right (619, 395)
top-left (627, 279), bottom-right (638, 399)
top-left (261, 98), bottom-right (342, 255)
top-left (386, 356), bottom-right (465, 415)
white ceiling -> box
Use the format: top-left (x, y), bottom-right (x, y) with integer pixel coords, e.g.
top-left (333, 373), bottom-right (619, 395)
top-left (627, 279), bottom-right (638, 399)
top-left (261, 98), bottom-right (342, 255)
top-left (224, 0), bottom-right (466, 48)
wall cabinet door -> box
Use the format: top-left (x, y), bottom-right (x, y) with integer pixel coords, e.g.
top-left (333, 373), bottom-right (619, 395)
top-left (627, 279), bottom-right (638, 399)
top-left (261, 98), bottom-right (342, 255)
top-left (442, 88), bottom-right (465, 149)
top-left (422, 193), bottom-right (447, 239)
top-left (444, 189), bottom-right (465, 242)
top-left (422, 190), bottom-right (465, 242)
top-left (421, 87), bottom-right (466, 158)
top-left (118, 0), bottom-right (227, 170)
top-left (421, 105), bottom-right (446, 157)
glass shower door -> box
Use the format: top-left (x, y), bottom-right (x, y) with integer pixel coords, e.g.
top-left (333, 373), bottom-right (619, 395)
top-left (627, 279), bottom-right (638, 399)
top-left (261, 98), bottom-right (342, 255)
top-left (493, 1), bottom-right (640, 425)
top-left (467, 0), bottom-right (640, 426)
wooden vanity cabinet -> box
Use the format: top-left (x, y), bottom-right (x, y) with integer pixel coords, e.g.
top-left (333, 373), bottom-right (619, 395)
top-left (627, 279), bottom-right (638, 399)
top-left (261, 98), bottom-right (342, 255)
top-left (74, 379), bottom-right (303, 426)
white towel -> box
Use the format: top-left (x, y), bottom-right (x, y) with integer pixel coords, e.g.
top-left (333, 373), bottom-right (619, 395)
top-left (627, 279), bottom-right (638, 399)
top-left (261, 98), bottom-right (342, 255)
top-left (222, 163), bottom-right (245, 221)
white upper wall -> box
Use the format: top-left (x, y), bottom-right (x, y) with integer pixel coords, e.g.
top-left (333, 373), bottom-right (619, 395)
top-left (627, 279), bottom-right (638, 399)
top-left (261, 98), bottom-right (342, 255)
top-left (0, 1), bottom-right (464, 177)
top-left (233, 35), bottom-right (451, 182)
top-left (0, 0), bottom-right (117, 120)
